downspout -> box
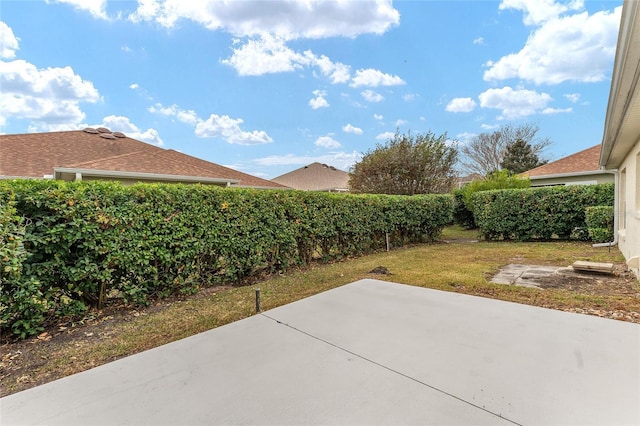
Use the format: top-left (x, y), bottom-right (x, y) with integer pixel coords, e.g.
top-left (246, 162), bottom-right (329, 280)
top-left (592, 168), bottom-right (619, 248)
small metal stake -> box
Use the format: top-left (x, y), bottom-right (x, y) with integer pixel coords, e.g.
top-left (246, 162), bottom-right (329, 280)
top-left (255, 288), bottom-right (261, 313)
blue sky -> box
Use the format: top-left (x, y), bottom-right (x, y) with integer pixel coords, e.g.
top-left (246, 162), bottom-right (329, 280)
top-left (0, 0), bottom-right (623, 179)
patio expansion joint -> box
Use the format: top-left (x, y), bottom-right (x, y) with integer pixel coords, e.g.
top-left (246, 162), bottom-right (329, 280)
top-left (259, 312), bottom-right (522, 426)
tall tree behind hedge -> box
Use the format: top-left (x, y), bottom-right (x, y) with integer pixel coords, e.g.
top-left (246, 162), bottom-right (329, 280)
top-left (349, 130), bottom-right (458, 195)
top-left (500, 139), bottom-right (547, 174)
top-left (459, 123), bottom-right (550, 176)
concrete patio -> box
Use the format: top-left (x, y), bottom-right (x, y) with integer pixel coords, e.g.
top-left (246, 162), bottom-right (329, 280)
top-left (2, 279), bottom-right (639, 425)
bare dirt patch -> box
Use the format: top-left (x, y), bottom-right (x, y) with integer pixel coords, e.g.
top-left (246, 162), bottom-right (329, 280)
top-left (535, 265), bottom-right (639, 297)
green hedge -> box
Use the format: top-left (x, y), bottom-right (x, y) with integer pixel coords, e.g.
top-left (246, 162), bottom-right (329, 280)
top-left (453, 171), bottom-right (531, 229)
top-left (0, 180), bottom-right (453, 338)
top-left (585, 205), bottom-right (614, 243)
top-left (470, 184), bottom-right (614, 241)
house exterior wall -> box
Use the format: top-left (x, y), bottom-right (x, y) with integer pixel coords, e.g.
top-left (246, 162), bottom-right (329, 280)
top-left (530, 173), bottom-right (614, 187)
top-left (616, 136), bottom-right (640, 276)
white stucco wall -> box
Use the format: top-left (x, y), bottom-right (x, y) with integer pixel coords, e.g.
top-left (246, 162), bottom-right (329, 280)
top-left (616, 136), bottom-right (640, 276)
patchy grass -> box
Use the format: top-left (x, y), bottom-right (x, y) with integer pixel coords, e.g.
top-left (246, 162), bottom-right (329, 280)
top-left (1, 228), bottom-right (638, 397)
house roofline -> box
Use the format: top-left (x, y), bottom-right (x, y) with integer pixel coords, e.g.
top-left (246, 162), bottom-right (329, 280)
top-left (600, 0), bottom-right (640, 168)
top-left (528, 170), bottom-right (612, 181)
top-left (231, 184), bottom-right (293, 190)
top-left (53, 167), bottom-right (240, 185)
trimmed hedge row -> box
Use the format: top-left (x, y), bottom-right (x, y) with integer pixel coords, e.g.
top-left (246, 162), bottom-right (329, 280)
top-left (585, 205), bottom-right (614, 243)
top-left (470, 184), bottom-right (614, 241)
top-left (0, 180), bottom-right (453, 338)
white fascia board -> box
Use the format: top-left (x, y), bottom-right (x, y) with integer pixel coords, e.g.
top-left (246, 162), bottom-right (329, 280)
top-left (529, 170), bottom-right (611, 181)
top-left (53, 168), bottom-right (240, 185)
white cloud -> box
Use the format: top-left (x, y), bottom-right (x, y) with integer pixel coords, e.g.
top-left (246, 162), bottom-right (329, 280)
top-left (315, 135), bottom-right (341, 149)
top-left (342, 123), bottom-right (363, 135)
top-left (221, 35), bottom-right (307, 76)
top-left (446, 97), bottom-right (477, 113)
top-left (419, 116), bottom-right (426, 121)
top-left (350, 68), bottom-right (405, 88)
top-left (395, 119), bottom-right (407, 126)
top-left (478, 86), bottom-right (552, 119)
top-left (311, 53), bottom-right (351, 84)
top-left (473, 37), bottom-right (485, 45)
top-left (456, 132), bottom-right (477, 144)
top-left (148, 103), bottom-right (199, 125)
top-left (542, 107), bottom-right (572, 114)
top-left (499, 0), bottom-right (584, 26)
top-left (376, 131), bottom-right (395, 140)
top-left (480, 123), bottom-right (500, 130)
top-left (0, 29), bottom-right (100, 129)
top-left (309, 89), bottom-right (329, 109)
top-left (128, 0), bottom-right (399, 40)
top-left (253, 151), bottom-right (362, 171)
top-left (129, 83), bottom-right (139, 90)
top-left (195, 114), bottom-right (273, 145)
top-left (121, 45), bottom-right (133, 53)
top-left (0, 22), bottom-right (19, 59)
top-left (0, 60), bottom-right (99, 101)
top-left (49, 0), bottom-right (110, 20)
top-left (97, 115), bottom-right (164, 146)
top-left (361, 89), bottom-right (384, 103)
top-left (221, 35), bottom-right (355, 85)
top-left (403, 93), bottom-right (417, 101)
top-left (373, 113), bottom-right (384, 120)
top-left (484, 6), bottom-right (621, 85)
top-left (149, 102), bottom-right (272, 145)
top-left (563, 93), bottom-right (581, 103)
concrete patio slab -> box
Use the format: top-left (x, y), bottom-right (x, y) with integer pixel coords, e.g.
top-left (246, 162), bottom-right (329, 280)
top-left (2, 279), bottom-right (639, 425)
top-left (491, 263), bottom-right (566, 287)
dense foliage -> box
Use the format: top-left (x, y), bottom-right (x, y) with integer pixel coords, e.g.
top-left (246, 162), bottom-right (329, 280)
top-left (469, 184), bottom-right (614, 241)
top-left (453, 170), bottom-right (531, 229)
top-left (349, 130), bottom-right (458, 195)
top-left (0, 180), bottom-right (453, 339)
top-left (585, 205), bottom-right (615, 243)
top-left (500, 139), bottom-right (547, 174)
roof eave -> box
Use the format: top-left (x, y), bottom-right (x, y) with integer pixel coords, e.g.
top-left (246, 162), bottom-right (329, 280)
top-left (529, 170), bottom-right (613, 181)
top-left (53, 167), bottom-right (240, 185)
top-left (231, 184), bottom-right (293, 190)
top-left (600, 0), bottom-right (640, 169)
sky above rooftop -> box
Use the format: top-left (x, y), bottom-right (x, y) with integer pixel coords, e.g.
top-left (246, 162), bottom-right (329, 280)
top-left (0, 0), bottom-right (623, 179)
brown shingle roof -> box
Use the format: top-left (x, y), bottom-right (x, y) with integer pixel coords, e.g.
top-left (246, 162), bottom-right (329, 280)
top-left (0, 130), bottom-right (287, 189)
top-left (521, 145), bottom-right (602, 177)
top-left (271, 162), bottom-right (350, 191)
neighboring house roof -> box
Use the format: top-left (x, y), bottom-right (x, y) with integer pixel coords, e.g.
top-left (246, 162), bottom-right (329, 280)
top-left (456, 173), bottom-right (483, 188)
top-left (521, 145), bottom-right (602, 178)
top-left (271, 162), bottom-right (350, 191)
top-left (0, 129), bottom-right (288, 189)
top-left (600, 0), bottom-right (640, 169)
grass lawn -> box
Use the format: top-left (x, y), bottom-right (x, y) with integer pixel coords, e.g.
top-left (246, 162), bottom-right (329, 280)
top-left (1, 225), bottom-right (638, 397)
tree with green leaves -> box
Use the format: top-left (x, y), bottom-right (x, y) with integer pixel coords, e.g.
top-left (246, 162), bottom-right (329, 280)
top-left (459, 123), bottom-right (551, 176)
top-left (349, 130), bottom-right (458, 195)
top-left (500, 138), bottom-right (547, 174)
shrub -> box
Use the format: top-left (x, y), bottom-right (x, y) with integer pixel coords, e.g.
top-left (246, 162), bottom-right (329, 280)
top-left (470, 184), bottom-right (614, 241)
top-left (0, 187), bottom-right (51, 339)
top-left (1, 180), bottom-right (453, 338)
top-left (585, 205), bottom-right (614, 243)
top-left (453, 170), bottom-right (530, 229)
